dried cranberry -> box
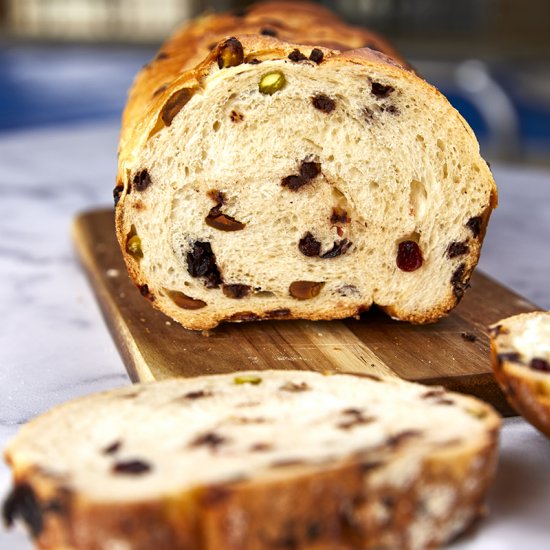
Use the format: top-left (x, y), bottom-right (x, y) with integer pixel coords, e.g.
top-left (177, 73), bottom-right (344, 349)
top-left (396, 241), bottom-right (423, 272)
top-left (530, 358), bottom-right (550, 372)
top-left (298, 232), bottom-right (321, 256)
top-left (311, 94), bottom-right (336, 113)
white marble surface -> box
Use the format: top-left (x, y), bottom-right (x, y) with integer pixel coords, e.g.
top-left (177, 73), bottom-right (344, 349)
top-left (0, 122), bottom-right (549, 549)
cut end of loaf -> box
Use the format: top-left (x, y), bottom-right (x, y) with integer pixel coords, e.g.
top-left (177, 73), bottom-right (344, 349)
top-left (116, 35), bottom-right (496, 331)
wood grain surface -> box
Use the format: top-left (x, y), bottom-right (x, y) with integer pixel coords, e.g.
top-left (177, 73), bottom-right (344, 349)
top-left (73, 208), bottom-right (541, 416)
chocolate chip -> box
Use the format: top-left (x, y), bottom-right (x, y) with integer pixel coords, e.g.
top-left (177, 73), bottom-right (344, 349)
top-left (161, 88), bottom-right (194, 126)
top-left (205, 211), bottom-right (245, 231)
top-left (447, 241), bottom-right (470, 259)
top-left (461, 331), bottom-right (477, 342)
top-left (330, 208), bottom-right (350, 224)
top-left (320, 239), bottom-right (352, 259)
top-left (190, 432), bottom-right (227, 450)
top-left (217, 37), bottom-right (244, 69)
top-left (298, 232), bottom-right (321, 257)
top-left (530, 358), bottom-right (550, 372)
top-left (112, 460), bottom-right (151, 475)
top-left (222, 284), bottom-right (251, 299)
top-left (139, 284), bottom-right (154, 301)
top-left (451, 263), bottom-right (470, 300)
top-left (280, 381), bottom-right (310, 392)
top-left (311, 93), bottom-right (336, 113)
top-left (186, 241), bottom-right (222, 287)
top-left (309, 48), bottom-right (324, 64)
top-left (288, 49), bottom-right (307, 62)
top-left (397, 240), bottom-right (423, 272)
top-left (184, 390), bottom-right (212, 399)
top-left (289, 281), bottom-right (325, 300)
top-left (113, 184), bottom-right (124, 207)
top-left (103, 441), bottom-right (122, 455)
top-left (371, 82), bottom-right (394, 98)
top-left (466, 216), bottom-right (482, 238)
top-left (167, 289), bottom-right (207, 310)
top-left (230, 110), bottom-right (244, 122)
top-left (260, 27), bottom-right (277, 36)
top-left (2, 484), bottom-right (43, 537)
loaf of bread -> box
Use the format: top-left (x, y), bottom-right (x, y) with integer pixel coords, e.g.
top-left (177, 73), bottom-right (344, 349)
top-left (115, 1), bottom-right (497, 330)
top-left (3, 370), bottom-right (499, 549)
top-left (490, 311), bottom-right (550, 437)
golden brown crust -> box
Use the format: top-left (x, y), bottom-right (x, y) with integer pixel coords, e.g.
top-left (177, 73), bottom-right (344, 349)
top-left (114, 1), bottom-right (497, 331)
top-left (489, 316), bottom-right (550, 437)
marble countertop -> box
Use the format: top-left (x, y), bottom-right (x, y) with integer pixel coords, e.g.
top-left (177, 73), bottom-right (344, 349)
top-left (0, 121), bottom-right (549, 549)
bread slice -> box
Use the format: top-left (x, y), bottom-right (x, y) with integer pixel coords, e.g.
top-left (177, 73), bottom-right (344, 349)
top-left (3, 370), bottom-right (499, 550)
top-left (115, 3), bottom-right (497, 330)
top-left (490, 311), bottom-right (550, 437)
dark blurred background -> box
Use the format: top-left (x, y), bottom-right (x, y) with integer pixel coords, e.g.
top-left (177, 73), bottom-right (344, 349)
top-left (0, 0), bottom-right (549, 166)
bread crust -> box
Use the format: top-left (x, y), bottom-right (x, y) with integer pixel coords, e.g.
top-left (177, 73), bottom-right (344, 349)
top-left (4, 383), bottom-right (499, 550)
top-left (115, 1), bottom-right (497, 331)
top-left (489, 312), bottom-right (550, 437)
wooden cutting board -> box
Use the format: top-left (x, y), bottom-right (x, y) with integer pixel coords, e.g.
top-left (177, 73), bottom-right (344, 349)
top-left (73, 208), bottom-right (541, 416)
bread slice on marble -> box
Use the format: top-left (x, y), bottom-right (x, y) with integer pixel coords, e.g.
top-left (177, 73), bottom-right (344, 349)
top-left (4, 370), bottom-right (499, 550)
top-left (115, 3), bottom-right (497, 330)
top-left (490, 311), bottom-right (550, 437)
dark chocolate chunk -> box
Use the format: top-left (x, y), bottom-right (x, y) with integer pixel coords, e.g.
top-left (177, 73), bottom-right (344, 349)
top-left (461, 331), bottom-right (477, 342)
top-left (451, 263), bottom-right (470, 300)
top-left (309, 48), bottom-right (324, 64)
top-left (288, 49), bottom-right (308, 62)
top-left (186, 241), bottom-right (222, 287)
top-left (447, 241), bottom-right (470, 259)
top-left (222, 284), bottom-right (251, 299)
top-left (320, 239), bottom-right (352, 259)
top-left (112, 460), bottom-right (151, 475)
top-left (280, 381), bottom-right (310, 392)
top-left (113, 184), bottom-right (124, 207)
top-left (217, 37), bottom-right (244, 69)
top-left (311, 93), bottom-right (336, 114)
top-left (103, 441), bottom-right (122, 455)
top-left (300, 161), bottom-right (321, 180)
top-left (161, 88), bottom-right (194, 126)
top-left (260, 27), bottom-right (278, 37)
top-left (2, 484), bottom-right (43, 537)
top-left (190, 432), bottom-right (227, 450)
top-left (371, 82), bottom-right (394, 98)
top-left (133, 170), bottom-right (151, 192)
top-left (396, 240), bottom-right (423, 272)
top-left (530, 358), bottom-right (550, 372)
top-left (298, 232), bottom-right (322, 257)
top-left (466, 216), bottom-right (482, 238)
